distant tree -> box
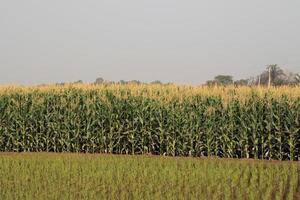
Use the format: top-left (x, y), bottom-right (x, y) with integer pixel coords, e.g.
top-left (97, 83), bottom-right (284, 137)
top-left (150, 80), bottom-right (162, 84)
top-left (204, 65), bottom-right (298, 87)
top-left (214, 75), bottom-right (233, 85)
top-left (266, 64), bottom-right (285, 86)
top-left (252, 65), bottom-right (286, 86)
top-left (295, 74), bottom-right (300, 84)
top-left (95, 77), bottom-right (104, 84)
top-left (74, 80), bottom-right (83, 84)
top-left (119, 80), bottom-right (126, 85)
top-left (283, 72), bottom-right (299, 85)
top-left (205, 80), bottom-right (219, 86)
top-left (56, 82), bottom-right (65, 86)
top-left (234, 79), bottom-right (249, 86)
top-left (128, 80), bottom-right (141, 84)
top-left (257, 72), bottom-right (268, 85)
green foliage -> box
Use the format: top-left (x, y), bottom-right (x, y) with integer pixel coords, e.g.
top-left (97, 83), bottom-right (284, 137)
top-left (95, 77), bottom-right (104, 84)
top-left (150, 80), bottom-right (162, 84)
top-left (0, 87), bottom-right (299, 160)
top-left (74, 80), bottom-right (83, 84)
top-left (234, 79), bottom-right (248, 86)
top-left (0, 154), bottom-right (299, 200)
top-left (214, 75), bottom-right (233, 85)
top-left (205, 80), bottom-right (219, 86)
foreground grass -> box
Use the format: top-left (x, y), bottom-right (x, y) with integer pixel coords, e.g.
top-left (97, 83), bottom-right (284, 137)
top-left (0, 154), bottom-right (299, 200)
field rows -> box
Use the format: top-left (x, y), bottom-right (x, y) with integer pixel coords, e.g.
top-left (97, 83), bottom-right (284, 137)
top-left (0, 153), bottom-right (299, 200)
top-left (0, 85), bottom-right (299, 160)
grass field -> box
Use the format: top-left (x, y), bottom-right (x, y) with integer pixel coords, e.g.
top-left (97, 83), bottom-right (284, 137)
top-left (0, 153), bottom-right (299, 200)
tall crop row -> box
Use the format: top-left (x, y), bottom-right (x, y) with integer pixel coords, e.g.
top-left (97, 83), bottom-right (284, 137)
top-left (0, 85), bottom-right (299, 160)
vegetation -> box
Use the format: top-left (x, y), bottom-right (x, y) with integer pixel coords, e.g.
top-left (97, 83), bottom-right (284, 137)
top-left (0, 84), bottom-right (299, 160)
top-left (0, 153), bottom-right (299, 200)
top-left (95, 77), bottom-right (104, 84)
top-left (206, 65), bottom-right (299, 86)
top-left (214, 75), bottom-right (233, 86)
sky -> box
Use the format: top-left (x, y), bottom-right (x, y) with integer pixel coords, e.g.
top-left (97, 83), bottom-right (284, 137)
top-left (0, 0), bottom-right (300, 85)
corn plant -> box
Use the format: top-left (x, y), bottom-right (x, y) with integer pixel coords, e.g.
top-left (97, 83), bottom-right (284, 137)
top-left (0, 84), bottom-right (299, 160)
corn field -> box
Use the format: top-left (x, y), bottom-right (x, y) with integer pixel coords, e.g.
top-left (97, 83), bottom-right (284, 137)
top-left (0, 84), bottom-right (299, 160)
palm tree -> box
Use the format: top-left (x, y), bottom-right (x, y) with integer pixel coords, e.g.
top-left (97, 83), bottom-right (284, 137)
top-left (295, 74), bottom-right (300, 84)
top-left (267, 64), bottom-right (285, 87)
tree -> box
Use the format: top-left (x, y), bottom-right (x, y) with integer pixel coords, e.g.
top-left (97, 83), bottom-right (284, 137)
top-left (150, 80), bottom-right (162, 84)
top-left (214, 75), bottom-right (233, 85)
top-left (253, 65), bottom-right (286, 86)
top-left (295, 74), bottom-right (300, 84)
top-left (204, 65), bottom-right (298, 87)
top-left (74, 80), bottom-right (83, 84)
top-left (95, 77), bottom-right (104, 84)
top-left (205, 80), bottom-right (219, 86)
top-left (56, 82), bottom-right (65, 86)
top-left (234, 79), bottom-right (249, 86)
top-left (128, 80), bottom-right (141, 84)
top-left (283, 72), bottom-right (300, 85)
top-left (266, 64), bottom-right (285, 86)
top-left (119, 80), bottom-right (126, 85)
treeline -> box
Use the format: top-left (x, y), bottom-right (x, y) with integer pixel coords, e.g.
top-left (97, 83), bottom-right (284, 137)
top-left (55, 78), bottom-right (170, 86)
top-left (54, 64), bottom-right (299, 87)
top-left (206, 64), bottom-right (300, 86)
top-left (93, 78), bottom-right (170, 85)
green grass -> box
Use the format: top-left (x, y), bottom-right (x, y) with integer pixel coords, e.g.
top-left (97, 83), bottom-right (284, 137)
top-left (0, 154), bottom-right (299, 200)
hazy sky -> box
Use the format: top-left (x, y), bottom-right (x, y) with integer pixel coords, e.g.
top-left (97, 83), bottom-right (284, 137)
top-left (0, 1), bottom-right (300, 85)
